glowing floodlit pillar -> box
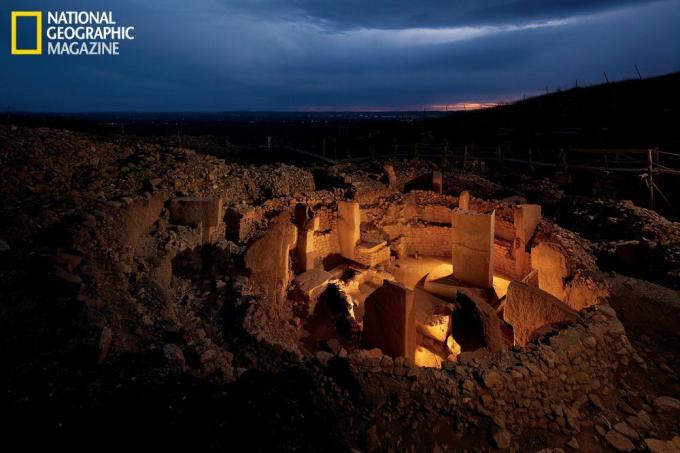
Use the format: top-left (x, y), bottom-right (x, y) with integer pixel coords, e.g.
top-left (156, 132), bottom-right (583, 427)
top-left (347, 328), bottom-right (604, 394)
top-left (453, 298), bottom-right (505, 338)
top-left (458, 191), bottom-right (470, 210)
top-left (531, 242), bottom-right (569, 300)
top-left (451, 209), bottom-right (494, 288)
top-left (338, 200), bottom-right (360, 260)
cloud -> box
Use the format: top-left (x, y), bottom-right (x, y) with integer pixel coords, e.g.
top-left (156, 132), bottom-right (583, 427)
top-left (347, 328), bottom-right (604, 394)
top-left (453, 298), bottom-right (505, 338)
top-left (220, 0), bottom-right (661, 29)
top-left (0, 0), bottom-right (678, 111)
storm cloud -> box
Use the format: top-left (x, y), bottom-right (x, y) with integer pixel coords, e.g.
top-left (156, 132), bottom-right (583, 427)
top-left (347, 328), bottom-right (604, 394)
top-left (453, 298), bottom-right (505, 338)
top-left (1, 0), bottom-right (679, 111)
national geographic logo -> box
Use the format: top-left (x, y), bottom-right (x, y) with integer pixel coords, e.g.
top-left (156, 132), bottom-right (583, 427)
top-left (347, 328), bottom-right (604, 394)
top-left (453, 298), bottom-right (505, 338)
top-left (10, 10), bottom-right (135, 56)
top-left (11, 11), bottom-right (42, 55)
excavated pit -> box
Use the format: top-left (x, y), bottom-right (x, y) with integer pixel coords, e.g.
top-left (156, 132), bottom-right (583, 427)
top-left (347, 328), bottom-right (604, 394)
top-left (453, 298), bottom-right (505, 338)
top-left (4, 125), bottom-right (678, 451)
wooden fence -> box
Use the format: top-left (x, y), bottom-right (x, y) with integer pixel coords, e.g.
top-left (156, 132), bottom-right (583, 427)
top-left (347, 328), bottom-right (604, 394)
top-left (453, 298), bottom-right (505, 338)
top-left (283, 143), bottom-right (680, 210)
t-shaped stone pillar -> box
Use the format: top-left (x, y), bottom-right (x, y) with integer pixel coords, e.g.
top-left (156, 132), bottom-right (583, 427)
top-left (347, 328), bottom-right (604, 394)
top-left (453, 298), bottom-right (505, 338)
top-left (451, 209), bottom-right (495, 288)
top-left (513, 204), bottom-right (541, 278)
top-left (337, 200), bottom-right (360, 260)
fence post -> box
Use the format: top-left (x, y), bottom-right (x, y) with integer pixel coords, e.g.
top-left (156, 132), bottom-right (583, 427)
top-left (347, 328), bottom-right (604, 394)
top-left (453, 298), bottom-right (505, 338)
top-left (444, 141), bottom-right (449, 163)
top-left (559, 148), bottom-right (569, 173)
top-left (647, 149), bottom-right (655, 208)
top-left (528, 148), bottom-right (534, 172)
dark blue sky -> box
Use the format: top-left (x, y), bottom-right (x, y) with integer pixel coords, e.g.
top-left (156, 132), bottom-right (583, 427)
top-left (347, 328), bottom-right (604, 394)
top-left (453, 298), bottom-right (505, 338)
top-left (2, 0), bottom-right (679, 111)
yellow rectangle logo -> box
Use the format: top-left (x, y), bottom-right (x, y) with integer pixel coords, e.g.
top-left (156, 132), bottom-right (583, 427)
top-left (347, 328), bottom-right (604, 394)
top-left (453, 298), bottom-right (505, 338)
top-left (11, 11), bottom-right (42, 55)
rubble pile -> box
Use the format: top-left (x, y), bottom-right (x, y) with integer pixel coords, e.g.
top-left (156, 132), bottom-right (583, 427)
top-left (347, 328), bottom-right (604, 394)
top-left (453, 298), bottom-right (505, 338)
top-left (558, 198), bottom-right (680, 288)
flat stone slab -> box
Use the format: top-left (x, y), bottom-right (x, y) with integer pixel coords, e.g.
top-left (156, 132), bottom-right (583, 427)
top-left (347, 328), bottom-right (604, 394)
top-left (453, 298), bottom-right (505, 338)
top-left (295, 269), bottom-right (334, 299)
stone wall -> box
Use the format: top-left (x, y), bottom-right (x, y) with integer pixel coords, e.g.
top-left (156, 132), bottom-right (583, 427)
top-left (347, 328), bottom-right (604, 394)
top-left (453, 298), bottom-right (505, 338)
top-left (315, 207), bottom-right (337, 232)
top-left (495, 219), bottom-right (516, 242)
top-left (493, 240), bottom-right (515, 278)
top-left (382, 224), bottom-right (453, 257)
top-left (312, 230), bottom-right (341, 264)
top-left (346, 304), bottom-right (632, 445)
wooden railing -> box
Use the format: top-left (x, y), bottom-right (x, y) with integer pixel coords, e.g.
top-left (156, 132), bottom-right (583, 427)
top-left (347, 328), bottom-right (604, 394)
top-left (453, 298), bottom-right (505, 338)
top-left (279, 142), bottom-right (680, 210)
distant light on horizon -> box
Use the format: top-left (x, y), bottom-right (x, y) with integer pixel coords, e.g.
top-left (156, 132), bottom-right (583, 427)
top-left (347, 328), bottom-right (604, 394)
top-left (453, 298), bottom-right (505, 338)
top-left (429, 102), bottom-right (501, 112)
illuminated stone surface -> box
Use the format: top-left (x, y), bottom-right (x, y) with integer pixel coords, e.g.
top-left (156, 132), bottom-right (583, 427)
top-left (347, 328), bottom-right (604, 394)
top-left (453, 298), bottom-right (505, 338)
top-left (245, 221), bottom-right (297, 303)
top-left (504, 281), bottom-right (579, 345)
top-left (451, 209), bottom-right (494, 288)
top-left (531, 241), bottom-right (569, 300)
top-left (337, 200), bottom-right (360, 260)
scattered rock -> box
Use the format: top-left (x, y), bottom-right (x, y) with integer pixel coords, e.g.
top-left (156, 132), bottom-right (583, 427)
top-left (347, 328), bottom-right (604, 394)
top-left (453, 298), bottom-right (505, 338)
top-left (492, 428), bottom-right (511, 449)
top-left (566, 437), bottom-right (579, 450)
top-left (644, 438), bottom-right (677, 453)
top-left (614, 422), bottom-right (639, 440)
top-left (654, 396), bottom-right (680, 412)
top-left (605, 430), bottom-right (635, 452)
top-left (315, 350), bottom-right (334, 367)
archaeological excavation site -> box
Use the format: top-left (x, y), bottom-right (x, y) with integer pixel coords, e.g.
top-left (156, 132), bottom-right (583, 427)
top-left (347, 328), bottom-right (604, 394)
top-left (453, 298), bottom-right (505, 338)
top-left (2, 76), bottom-right (680, 452)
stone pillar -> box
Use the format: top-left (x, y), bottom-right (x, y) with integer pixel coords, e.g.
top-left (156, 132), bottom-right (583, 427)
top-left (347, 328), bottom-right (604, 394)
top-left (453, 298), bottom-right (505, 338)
top-left (458, 191), bottom-right (470, 210)
top-left (531, 242), bottom-right (569, 301)
top-left (294, 203), bottom-right (319, 271)
top-left (362, 280), bottom-right (416, 361)
top-left (384, 164), bottom-right (397, 190)
top-left (245, 222), bottom-right (298, 304)
top-left (432, 171), bottom-right (443, 194)
top-left (338, 200), bottom-right (360, 260)
top-left (298, 229), bottom-right (317, 271)
top-left (451, 209), bottom-right (494, 288)
top-left (513, 204), bottom-right (541, 278)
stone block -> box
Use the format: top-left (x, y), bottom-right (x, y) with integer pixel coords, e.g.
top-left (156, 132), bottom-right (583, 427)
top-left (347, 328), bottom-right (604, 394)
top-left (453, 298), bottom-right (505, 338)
top-left (415, 346), bottom-right (443, 368)
top-left (294, 268), bottom-right (333, 300)
top-left (363, 280), bottom-right (416, 361)
top-left (451, 209), bottom-right (494, 288)
top-left (504, 281), bottom-right (579, 346)
top-left (354, 241), bottom-right (390, 267)
top-left (531, 242), bottom-right (569, 300)
top-left (414, 287), bottom-right (452, 342)
top-left (423, 263), bottom-right (488, 300)
top-left (225, 206), bottom-right (263, 244)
